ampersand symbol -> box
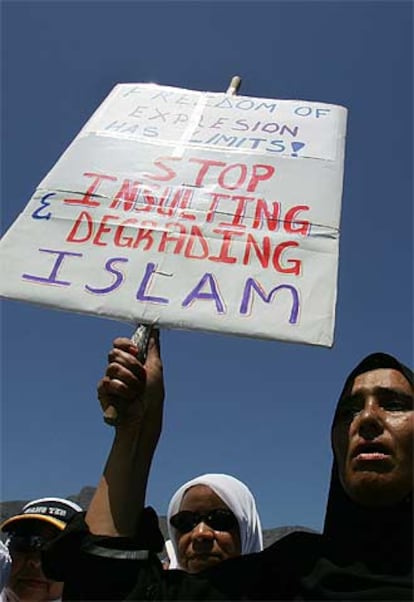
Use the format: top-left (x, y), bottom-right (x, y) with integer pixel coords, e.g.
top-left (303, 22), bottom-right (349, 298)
top-left (32, 192), bottom-right (56, 220)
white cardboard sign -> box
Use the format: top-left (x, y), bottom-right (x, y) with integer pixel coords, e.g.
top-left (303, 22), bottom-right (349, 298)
top-left (0, 83), bottom-right (347, 347)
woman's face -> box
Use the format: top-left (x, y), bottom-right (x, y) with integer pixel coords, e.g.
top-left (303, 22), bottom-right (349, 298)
top-left (173, 484), bottom-right (241, 573)
top-left (332, 368), bottom-right (413, 506)
top-left (7, 522), bottom-right (63, 602)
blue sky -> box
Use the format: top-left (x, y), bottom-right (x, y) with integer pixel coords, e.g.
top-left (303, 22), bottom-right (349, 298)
top-left (1, 0), bottom-right (412, 531)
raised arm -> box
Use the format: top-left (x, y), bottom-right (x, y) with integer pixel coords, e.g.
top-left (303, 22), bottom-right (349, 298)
top-left (86, 330), bottom-right (164, 537)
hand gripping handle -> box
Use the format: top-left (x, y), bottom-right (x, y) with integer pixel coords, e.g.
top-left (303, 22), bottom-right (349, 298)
top-left (103, 324), bottom-right (151, 426)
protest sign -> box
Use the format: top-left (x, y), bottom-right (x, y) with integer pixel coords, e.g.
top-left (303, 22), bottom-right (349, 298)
top-left (0, 83), bottom-right (347, 347)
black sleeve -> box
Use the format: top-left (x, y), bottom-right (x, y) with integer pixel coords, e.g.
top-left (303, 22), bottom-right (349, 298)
top-left (42, 508), bottom-right (165, 601)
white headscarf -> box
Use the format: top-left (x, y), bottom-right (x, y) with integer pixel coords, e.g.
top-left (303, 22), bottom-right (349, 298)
top-left (0, 541), bottom-right (11, 594)
top-left (166, 473), bottom-right (263, 569)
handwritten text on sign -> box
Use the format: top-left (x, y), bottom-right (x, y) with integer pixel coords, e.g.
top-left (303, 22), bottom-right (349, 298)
top-left (0, 84), bottom-right (347, 347)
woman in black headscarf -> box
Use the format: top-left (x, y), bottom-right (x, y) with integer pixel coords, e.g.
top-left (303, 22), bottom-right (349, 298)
top-left (198, 351), bottom-right (413, 600)
top-left (205, 351), bottom-right (413, 600)
top-left (305, 351), bottom-right (413, 599)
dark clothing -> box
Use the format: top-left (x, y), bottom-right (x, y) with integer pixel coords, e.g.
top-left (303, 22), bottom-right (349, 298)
top-left (43, 353), bottom-right (413, 600)
top-left (43, 508), bottom-right (412, 600)
top-left (43, 511), bottom-right (320, 600)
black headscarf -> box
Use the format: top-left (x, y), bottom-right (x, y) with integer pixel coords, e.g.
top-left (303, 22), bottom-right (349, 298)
top-left (206, 352), bottom-right (414, 601)
top-left (301, 352), bottom-right (413, 600)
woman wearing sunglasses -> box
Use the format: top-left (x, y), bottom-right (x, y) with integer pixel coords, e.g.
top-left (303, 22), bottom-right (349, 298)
top-left (1, 497), bottom-right (83, 602)
top-left (166, 473), bottom-right (263, 573)
top-left (41, 334), bottom-right (265, 599)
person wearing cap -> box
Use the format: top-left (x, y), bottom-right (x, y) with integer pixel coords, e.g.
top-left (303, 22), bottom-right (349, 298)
top-left (1, 498), bottom-right (82, 602)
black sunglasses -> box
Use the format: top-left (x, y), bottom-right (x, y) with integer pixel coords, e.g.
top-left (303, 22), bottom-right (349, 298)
top-left (169, 509), bottom-right (238, 533)
top-left (8, 534), bottom-right (51, 554)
